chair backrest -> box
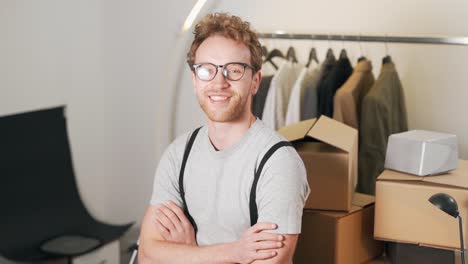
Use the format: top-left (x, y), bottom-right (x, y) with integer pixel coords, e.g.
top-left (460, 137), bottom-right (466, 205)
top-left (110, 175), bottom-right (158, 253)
top-left (0, 106), bottom-right (97, 255)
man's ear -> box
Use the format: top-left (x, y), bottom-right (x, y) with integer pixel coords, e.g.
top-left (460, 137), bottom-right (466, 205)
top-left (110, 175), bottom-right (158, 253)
top-left (251, 71), bottom-right (262, 96)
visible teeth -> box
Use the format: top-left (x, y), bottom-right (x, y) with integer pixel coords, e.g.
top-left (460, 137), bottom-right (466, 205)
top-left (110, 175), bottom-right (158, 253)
top-left (210, 96), bottom-right (228, 101)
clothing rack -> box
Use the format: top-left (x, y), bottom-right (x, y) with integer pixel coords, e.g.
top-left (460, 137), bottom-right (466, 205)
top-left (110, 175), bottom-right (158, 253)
top-left (257, 32), bottom-right (468, 46)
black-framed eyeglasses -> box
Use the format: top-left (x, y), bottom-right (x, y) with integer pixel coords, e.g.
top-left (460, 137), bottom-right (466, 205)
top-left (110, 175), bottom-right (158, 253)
top-left (192, 62), bottom-right (255, 81)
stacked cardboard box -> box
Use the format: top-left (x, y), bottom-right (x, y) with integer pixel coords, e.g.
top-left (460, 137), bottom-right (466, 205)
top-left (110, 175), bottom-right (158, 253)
top-left (294, 193), bottom-right (383, 264)
top-left (278, 116), bottom-right (357, 211)
top-left (374, 160), bottom-right (468, 263)
top-left (279, 116), bottom-right (383, 264)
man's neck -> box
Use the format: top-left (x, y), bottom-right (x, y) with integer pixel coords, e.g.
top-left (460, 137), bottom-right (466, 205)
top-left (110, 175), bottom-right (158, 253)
top-left (207, 115), bottom-right (256, 151)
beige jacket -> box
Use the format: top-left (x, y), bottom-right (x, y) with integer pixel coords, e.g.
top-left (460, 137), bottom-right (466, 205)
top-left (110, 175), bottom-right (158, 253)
top-left (333, 59), bottom-right (375, 129)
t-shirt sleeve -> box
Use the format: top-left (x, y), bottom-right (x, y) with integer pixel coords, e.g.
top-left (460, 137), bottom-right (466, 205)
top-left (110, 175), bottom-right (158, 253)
top-left (149, 135), bottom-right (187, 208)
top-left (256, 147), bottom-right (310, 234)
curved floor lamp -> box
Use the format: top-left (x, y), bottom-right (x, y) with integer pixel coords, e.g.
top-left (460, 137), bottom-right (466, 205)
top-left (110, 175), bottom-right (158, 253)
top-left (429, 193), bottom-right (465, 264)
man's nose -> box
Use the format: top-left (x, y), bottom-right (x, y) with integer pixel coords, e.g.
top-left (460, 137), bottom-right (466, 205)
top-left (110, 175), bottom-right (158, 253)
top-left (211, 67), bottom-right (229, 88)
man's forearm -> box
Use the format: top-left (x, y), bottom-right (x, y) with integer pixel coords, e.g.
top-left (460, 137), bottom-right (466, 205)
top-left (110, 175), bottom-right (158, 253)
top-left (138, 239), bottom-right (236, 264)
top-left (139, 206), bottom-right (283, 263)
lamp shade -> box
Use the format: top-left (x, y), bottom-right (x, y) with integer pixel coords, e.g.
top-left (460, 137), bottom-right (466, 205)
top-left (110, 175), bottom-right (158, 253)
top-left (429, 193), bottom-right (459, 218)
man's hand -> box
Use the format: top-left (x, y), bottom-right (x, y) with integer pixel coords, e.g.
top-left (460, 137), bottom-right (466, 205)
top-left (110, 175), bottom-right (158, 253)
top-left (230, 222), bottom-right (284, 264)
top-left (154, 201), bottom-right (197, 246)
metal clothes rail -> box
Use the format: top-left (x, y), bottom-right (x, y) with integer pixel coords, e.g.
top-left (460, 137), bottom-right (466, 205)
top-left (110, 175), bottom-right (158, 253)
top-left (257, 32), bottom-right (468, 46)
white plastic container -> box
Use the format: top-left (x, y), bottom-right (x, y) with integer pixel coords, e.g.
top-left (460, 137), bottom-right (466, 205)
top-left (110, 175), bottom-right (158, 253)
top-left (384, 130), bottom-right (458, 176)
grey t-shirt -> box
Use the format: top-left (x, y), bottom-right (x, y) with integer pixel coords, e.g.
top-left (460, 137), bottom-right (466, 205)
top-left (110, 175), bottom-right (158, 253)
top-left (150, 119), bottom-right (310, 246)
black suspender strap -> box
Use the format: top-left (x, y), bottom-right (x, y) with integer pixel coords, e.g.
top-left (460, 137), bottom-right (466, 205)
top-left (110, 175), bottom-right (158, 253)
top-left (179, 127), bottom-right (201, 235)
top-left (249, 141), bottom-right (293, 226)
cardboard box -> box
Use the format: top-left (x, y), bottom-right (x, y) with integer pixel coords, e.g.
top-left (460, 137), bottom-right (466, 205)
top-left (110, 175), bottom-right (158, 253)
top-left (294, 193), bottom-right (383, 264)
top-left (386, 241), bottom-right (454, 264)
top-left (374, 159), bottom-right (468, 250)
top-left (278, 116), bottom-right (358, 211)
top-left (385, 130), bottom-right (458, 176)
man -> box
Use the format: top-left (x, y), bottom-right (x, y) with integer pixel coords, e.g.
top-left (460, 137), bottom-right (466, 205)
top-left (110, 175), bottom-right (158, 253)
top-left (139, 13), bottom-right (310, 263)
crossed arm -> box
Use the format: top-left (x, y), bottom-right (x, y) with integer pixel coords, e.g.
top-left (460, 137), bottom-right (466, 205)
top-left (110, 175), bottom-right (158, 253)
top-left (138, 201), bottom-right (298, 264)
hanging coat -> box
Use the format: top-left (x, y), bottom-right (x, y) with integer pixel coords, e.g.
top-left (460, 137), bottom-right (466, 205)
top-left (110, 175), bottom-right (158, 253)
top-left (302, 54), bottom-right (336, 120)
top-left (262, 61), bottom-right (303, 130)
top-left (252, 75), bottom-right (274, 119)
top-left (317, 56), bottom-right (353, 118)
top-left (333, 59), bottom-right (375, 129)
top-left (357, 62), bottom-right (408, 195)
top-left (285, 60), bottom-right (319, 125)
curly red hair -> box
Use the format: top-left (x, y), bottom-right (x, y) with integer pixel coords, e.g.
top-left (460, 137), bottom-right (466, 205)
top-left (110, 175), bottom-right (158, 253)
top-left (187, 13), bottom-right (262, 73)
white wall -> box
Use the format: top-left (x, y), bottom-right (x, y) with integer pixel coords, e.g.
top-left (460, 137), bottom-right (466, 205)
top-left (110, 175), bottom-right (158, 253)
top-left (98, 0), bottom-right (195, 224)
top-left (0, 0), bottom-right (196, 228)
top-left (1, 0), bottom-right (109, 221)
top-left (1, 0), bottom-right (468, 239)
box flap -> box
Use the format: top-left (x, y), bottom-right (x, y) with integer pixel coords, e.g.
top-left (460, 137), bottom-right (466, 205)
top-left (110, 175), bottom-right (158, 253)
top-left (314, 205), bottom-right (362, 218)
top-left (278, 119), bottom-right (317, 142)
top-left (307, 116), bottom-right (357, 152)
top-left (308, 193), bottom-right (374, 218)
top-left (353, 193), bottom-right (375, 208)
top-left (377, 159), bottom-right (468, 189)
top-left (424, 159), bottom-right (468, 188)
top-left (418, 243), bottom-right (456, 251)
top-left (377, 169), bottom-right (422, 181)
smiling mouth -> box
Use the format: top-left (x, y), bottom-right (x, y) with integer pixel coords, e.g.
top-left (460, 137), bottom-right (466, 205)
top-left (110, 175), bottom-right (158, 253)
top-left (209, 95), bottom-right (230, 102)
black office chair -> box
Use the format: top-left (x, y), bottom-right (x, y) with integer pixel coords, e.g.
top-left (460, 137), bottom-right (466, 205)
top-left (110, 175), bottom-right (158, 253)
top-left (0, 106), bottom-right (132, 263)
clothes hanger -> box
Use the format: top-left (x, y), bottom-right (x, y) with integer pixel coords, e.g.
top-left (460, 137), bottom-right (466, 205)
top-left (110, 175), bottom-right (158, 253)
top-left (326, 48), bottom-right (335, 60)
top-left (262, 34), bottom-right (284, 70)
top-left (286, 46), bottom-right (298, 63)
top-left (382, 55), bottom-right (392, 64)
top-left (306, 47), bottom-right (319, 68)
top-left (357, 34), bottom-right (367, 62)
top-left (339, 34), bottom-right (348, 60)
top-left (326, 33), bottom-right (335, 60)
top-left (382, 34), bottom-right (393, 64)
top-left (264, 48), bottom-right (284, 70)
top-left (339, 49), bottom-right (348, 59)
